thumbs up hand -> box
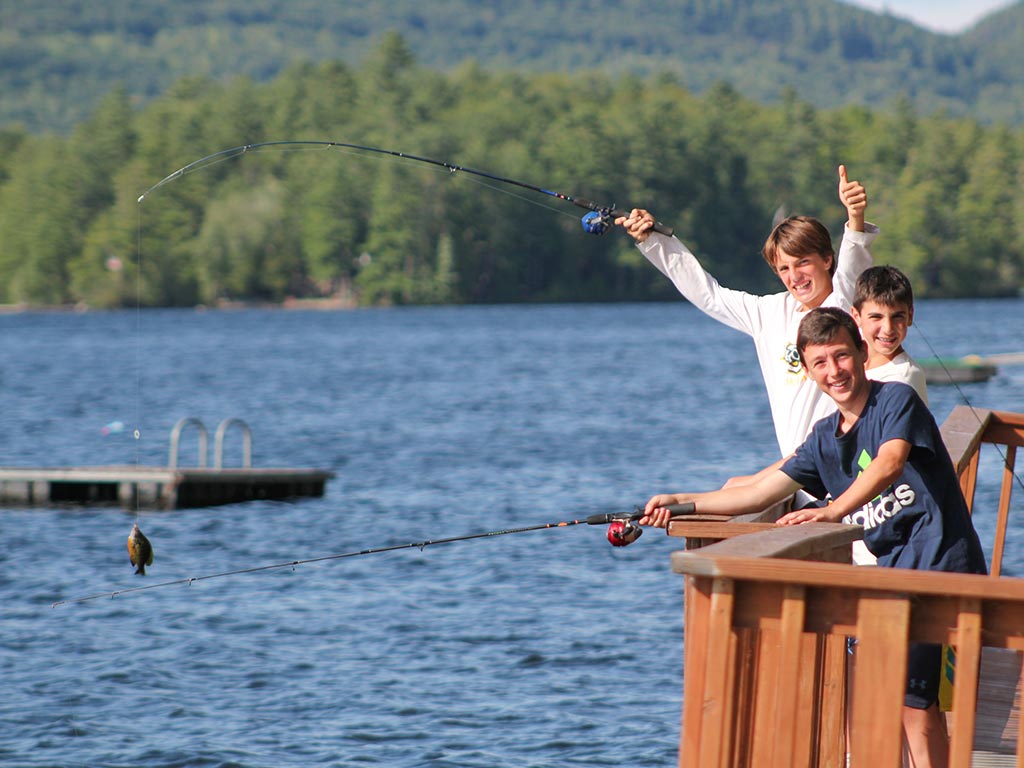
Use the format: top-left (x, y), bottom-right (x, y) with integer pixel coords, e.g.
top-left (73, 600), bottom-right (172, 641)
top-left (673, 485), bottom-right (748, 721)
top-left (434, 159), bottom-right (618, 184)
top-left (838, 164), bottom-right (867, 232)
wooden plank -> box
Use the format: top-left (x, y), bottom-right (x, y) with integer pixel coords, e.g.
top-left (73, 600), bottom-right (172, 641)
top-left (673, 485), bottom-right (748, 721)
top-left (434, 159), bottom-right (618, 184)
top-left (671, 553), bottom-right (1024, 605)
top-left (734, 581), bottom-right (785, 631)
top-left (987, 412), bottom-right (1024, 449)
top-left (732, 628), bottom-right (763, 767)
top-left (993, 444), bottom-right (1017, 577)
top-left (668, 521), bottom-right (779, 540)
top-left (670, 523), bottom-right (861, 562)
top-left (751, 627), bottom-right (781, 763)
top-left (722, 620), bottom-right (742, 768)
top-left (699, 578), bottom-right (738, 768)
top-left (972, 648), bottom-right (1022, 755)
top-left (939, 406), bottom-right (992, 476)
top-left (949, 598), bottom-right (983, 766)
top-left (681, 577), bottom-right (712, 768)
top-left (850, 593), bottom-right (910, 767)
top-left (666, 499), bottom-right (793, 537)
top-left (805, 586), bottom-right (860, 636)
top-left (817, 633), bottom-right (848, 767)
top-left (962, 450), bottom-right (981, 514)
top-left (792, 633), bottom-right (823, 768)
top-left (772, 585), bottom-right (807, 768)
top-left (1018, 656), bottom-right (1024, 768)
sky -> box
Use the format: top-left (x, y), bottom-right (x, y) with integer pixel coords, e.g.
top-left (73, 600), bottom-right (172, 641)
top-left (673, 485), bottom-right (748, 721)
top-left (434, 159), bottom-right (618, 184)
top-left (844, 0), bottom-right (1015, 33)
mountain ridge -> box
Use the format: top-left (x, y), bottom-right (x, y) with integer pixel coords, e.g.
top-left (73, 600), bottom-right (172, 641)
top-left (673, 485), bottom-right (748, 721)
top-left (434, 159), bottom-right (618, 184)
top-left (3, 0), bottom-right (1024, 133)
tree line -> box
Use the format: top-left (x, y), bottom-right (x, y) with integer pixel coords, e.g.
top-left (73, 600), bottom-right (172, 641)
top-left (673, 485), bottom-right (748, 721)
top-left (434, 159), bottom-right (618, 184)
top-left (0, 34), bottom-right (1020, 308)
top-left (4, 0), bottom-right (1024, 134)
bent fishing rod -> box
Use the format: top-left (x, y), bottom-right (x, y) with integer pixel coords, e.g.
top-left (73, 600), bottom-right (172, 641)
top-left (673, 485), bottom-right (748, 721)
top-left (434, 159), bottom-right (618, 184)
top-left (136, 140), bottom-right (673, 236)
top-left (52, 503), bottom-right (693, 608)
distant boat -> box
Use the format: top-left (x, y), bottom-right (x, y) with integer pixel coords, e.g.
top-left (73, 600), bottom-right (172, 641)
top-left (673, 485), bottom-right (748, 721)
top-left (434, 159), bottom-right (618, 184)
top-left (918, 352), bottom-right (1024, 385)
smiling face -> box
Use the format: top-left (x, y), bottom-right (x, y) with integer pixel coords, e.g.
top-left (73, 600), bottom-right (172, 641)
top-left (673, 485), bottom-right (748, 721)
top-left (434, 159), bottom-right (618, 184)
top-left (800, 325), bottom-right (870, 411)
top-left (774, 249), bottom-right (835, 310)
top-left (851, 300), bottom-right (912, 364)
top-left (762, 216), bottom-right (836, 310)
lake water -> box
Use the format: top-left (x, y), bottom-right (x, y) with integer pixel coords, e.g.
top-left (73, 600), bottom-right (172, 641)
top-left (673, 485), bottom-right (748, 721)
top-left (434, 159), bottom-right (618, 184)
top-left (2, 300), bottom-right (1023, 767)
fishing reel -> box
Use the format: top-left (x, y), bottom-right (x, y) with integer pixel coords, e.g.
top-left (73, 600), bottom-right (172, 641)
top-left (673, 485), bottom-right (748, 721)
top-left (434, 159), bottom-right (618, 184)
top-left (581, 209), bottom-right (614, 235)
top-left (589, 502), bottom-right (696, 547)
top-left (606, 518), bottom-right (643, 547)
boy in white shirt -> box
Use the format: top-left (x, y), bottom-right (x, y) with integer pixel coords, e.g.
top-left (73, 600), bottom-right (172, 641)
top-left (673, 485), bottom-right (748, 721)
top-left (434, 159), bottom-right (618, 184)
top-left (847, 266), bottom-right (928, 564)
top-left (851, 265), bottom-right (928, 405)
top-left (617, 166), bottom-right (877, 487)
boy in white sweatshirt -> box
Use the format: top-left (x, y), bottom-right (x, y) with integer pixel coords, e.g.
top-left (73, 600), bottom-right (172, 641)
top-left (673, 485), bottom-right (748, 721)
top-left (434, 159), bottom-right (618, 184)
top-left (617, 165), bottom-right (877, 461)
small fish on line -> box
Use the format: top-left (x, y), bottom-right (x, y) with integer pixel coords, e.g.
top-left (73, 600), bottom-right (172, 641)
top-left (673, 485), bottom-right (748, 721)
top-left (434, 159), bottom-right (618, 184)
top-left (51, 504), bottom-right (700, 609)
top-left (127, 524), bottom-right (154, 575)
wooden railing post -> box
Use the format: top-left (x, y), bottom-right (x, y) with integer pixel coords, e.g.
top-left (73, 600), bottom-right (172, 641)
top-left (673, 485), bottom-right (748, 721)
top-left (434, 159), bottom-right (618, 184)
top-left (993, 443), bottom-right (1017, 577)
top-left (948, 598), bottom-right (983, 765)
top-left (680, 575), bottom-right (711, 768)
top-left (849, 593), bottom-right (909, 767)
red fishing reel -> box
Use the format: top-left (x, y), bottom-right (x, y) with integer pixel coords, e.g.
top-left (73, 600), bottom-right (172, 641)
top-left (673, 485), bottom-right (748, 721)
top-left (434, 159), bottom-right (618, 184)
top-left (607, 519), bottom-right (643, 547)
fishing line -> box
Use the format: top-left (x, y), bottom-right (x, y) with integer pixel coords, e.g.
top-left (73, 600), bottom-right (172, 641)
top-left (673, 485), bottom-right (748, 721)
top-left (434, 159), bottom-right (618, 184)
top-left (133, 205), bottom-right (144, 522)
top-left (910, 322), bottom-right (1024, 497)
top-left (53, 504), bottom-right (693, 607)
top-left (117, 141), bottom-right (678, 583)
top-left (135, 140), bottom-right (674, 236)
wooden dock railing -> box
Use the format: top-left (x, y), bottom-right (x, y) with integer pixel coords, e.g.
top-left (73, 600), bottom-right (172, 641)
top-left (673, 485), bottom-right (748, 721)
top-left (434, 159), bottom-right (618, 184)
top-left (667, 406), bottom-right (1024, 767)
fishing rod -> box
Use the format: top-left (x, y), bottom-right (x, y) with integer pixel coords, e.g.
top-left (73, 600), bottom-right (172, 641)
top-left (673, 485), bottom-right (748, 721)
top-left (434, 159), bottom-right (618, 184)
top-left (52, 503), bottom-right (694, 608)
top-left (136, 140), bottom-right (674, 236)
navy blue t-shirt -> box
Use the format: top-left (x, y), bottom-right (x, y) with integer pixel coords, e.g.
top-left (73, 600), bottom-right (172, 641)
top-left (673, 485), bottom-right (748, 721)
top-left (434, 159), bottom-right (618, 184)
top-left (781, 381), bottom-right (986, 574)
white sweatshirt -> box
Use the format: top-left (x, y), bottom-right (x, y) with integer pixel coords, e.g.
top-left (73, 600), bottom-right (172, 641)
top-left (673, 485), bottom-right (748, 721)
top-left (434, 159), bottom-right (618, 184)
top-left (638, 223), bottom-right (879, 456)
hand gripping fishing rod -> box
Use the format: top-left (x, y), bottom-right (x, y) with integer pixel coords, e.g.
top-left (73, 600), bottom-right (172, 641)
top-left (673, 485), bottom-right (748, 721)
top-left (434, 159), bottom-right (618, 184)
top-left (52, 503), bottom-right (694, 607)
top-left (136, 140), bottom-right (674, 237)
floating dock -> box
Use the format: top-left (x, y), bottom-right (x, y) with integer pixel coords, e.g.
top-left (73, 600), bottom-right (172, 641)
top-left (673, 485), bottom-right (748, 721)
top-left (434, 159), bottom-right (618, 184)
top-left (0, 417), bottom-right (334, 510)
top-left (919, 351), bottom-right (1024, 385)
top-left (0, 466), bottom-right (332, 510)
top-left (919, 356), bottom-right (998, 385)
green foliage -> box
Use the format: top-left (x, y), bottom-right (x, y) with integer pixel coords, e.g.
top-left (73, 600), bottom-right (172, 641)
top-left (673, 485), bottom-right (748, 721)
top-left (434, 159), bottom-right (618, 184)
top-left (4, 0), bottom-right (1024, 134)
top-left (0, 34), bottom-right (1021, 308)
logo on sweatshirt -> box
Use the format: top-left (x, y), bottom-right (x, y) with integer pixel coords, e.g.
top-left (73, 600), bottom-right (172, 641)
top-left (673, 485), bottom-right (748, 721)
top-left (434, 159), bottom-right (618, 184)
top-left (841, 448), bottom-right (917, 530)
top-left (782, 343), bottom-right (802, 374)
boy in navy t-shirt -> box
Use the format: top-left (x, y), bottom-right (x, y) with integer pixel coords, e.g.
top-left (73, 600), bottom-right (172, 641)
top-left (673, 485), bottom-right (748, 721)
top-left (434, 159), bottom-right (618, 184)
top-left (640, 307), bottom-right (986, 768)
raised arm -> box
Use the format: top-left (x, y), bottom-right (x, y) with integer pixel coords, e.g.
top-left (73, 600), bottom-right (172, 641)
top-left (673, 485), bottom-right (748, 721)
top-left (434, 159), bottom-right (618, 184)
top-left (833, 164), bottom-right (877, 303)
top-left (615, 207), bottom-right (765, 336)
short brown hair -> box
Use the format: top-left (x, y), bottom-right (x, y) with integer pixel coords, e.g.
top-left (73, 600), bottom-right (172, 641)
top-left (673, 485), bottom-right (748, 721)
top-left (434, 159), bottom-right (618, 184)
top-left (853, 265), bottom-right (914, 311)
top-left (762, 216), bottom-right (835, 276)
top-left (796, 307), bottom-right (865, 367)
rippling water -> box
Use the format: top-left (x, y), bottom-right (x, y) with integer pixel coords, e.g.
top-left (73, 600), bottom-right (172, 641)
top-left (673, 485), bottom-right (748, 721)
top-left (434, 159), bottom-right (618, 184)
top-left (1, 300), bottom-right (1022, 767)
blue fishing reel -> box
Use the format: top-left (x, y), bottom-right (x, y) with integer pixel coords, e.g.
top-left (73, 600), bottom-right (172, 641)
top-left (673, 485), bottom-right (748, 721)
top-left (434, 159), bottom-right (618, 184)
top-left (581, 210), bottom-right (613, 235)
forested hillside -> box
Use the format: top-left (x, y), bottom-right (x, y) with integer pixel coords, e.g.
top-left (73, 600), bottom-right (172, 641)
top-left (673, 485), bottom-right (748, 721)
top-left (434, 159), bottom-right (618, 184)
top-left (3, 0), bottom-right (1024, 133)
top-left (0, 35), bottom-right (1020, 308)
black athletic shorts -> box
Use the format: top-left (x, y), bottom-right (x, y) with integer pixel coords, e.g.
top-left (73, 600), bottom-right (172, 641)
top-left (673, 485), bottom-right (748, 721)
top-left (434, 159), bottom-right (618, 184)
top-left (905, 642), bottom-right (942, 709)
